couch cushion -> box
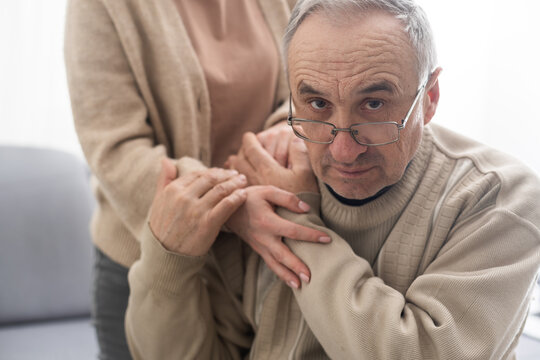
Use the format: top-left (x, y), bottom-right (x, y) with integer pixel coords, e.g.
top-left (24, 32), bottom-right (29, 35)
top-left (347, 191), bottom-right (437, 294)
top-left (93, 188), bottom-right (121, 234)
top-left (0, 317), bottom-right (97, 359)
top-left (0, 146), bottom-right (95, 324)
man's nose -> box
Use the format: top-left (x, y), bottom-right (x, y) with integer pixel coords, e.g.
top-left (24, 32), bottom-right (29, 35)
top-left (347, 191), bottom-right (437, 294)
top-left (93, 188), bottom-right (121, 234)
top-left (328, 129), bottom-right (368, 164)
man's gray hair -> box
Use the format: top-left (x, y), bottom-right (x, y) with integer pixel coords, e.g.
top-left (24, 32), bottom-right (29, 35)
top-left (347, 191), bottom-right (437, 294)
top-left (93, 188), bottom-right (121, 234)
top-left (283, 0), bottom-right (438, 83)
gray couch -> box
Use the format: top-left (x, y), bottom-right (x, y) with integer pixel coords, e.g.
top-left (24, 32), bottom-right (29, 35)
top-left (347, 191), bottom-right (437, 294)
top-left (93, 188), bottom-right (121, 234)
top-left (0, 146), bottom-right (98, 359)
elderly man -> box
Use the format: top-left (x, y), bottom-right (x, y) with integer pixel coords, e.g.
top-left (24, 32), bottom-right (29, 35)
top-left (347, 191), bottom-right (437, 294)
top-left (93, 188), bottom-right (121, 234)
top-left (125, 0), bottom-right (540, 359)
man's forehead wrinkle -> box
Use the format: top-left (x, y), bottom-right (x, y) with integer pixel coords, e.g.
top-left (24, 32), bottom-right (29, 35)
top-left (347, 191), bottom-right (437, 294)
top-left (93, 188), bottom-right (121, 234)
top-left (292, 55), bottom-right (385, 82)
top-left (289, 20), bottom-right (415, 101)
top-left (293, 50), bottom-right (369, 73)
top-left (293, 58), bottom-right (404, 93)
top-left (291, 37), bottom-right (412, 70)
top-left (293, 67), bottom-right (336, 84)
top-left (293, 70), bottom-right (334, 95)
top-left (292, 66), bottom-right (405, 100)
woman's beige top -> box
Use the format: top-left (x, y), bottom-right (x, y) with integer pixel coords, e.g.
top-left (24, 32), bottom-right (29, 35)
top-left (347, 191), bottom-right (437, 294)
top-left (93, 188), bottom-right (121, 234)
top-left (175, 0), bottom-right (279, 167)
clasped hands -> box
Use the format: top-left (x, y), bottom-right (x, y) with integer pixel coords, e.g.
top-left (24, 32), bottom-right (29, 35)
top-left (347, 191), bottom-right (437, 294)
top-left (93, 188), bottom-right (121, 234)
top-left (149, 123), bottom-right (330, 289)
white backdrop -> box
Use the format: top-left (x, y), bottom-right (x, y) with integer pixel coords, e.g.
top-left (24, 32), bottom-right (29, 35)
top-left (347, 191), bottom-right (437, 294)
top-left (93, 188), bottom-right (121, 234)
top-left (417, 0), bottom-right (540, 174)
top-left (0, 0), bottom-right (539, 174)
top-left (0, 1), bottom-right (78, 155)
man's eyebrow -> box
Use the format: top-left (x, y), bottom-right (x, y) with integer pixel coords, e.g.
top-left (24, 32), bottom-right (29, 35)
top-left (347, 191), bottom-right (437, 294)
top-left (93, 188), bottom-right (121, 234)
top-left (297, 82), bottom-right (326, 96)
top-left (356, 81), bottom-right (396, 95)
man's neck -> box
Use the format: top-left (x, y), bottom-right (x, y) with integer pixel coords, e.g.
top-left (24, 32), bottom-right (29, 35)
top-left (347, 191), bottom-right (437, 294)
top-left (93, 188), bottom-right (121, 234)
top-left (325, 184), bottom-right (391, 206)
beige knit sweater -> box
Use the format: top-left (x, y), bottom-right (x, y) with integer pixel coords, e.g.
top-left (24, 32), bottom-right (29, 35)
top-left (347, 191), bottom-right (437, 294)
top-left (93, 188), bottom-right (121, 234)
top-left (126, 124), bottom-right (540, 359)
top-left (64, 0), bottom-right (293, 267)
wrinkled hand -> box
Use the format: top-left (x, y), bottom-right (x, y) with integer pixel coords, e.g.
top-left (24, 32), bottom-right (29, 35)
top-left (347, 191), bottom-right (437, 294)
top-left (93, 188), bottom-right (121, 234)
top-left (149, 159), bottom-right (247, 256)
top-left (228, 132), bottom-right (318, 193)
top-left (256, 121), bottom-right (296, 167)
top-left (226, 185), bottom-right (331, 289)
top-left (226, 133), bottom-right (330, 289)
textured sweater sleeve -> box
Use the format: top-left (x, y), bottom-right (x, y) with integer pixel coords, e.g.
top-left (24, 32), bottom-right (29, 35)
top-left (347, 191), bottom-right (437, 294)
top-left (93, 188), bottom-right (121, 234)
top-left (125, 224), bottom-right (252, 360)
top-left (279, 193), bottom-right (540, 359)
top-left (64, 0), bottom-right (206, 241)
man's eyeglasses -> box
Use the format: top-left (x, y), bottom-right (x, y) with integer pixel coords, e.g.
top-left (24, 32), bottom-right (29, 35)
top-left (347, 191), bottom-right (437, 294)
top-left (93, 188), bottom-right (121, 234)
top-left (287, 81), bottom-right (427, 146)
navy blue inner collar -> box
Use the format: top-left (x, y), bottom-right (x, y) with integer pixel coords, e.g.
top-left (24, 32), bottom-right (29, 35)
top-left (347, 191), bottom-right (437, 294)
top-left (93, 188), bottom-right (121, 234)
top-left (325, 184), bottom-right (391, 206)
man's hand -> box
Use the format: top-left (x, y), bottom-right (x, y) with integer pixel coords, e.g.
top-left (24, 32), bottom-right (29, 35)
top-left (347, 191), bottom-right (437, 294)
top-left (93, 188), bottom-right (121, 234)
top-left (256, 121), bottom-right (296, 167)
top-left (228, 132), bottom-right (318, 194)
top-left (149, 159), bottom-right (247, 256)
top-left (226, 133), bottom-right (330, 288)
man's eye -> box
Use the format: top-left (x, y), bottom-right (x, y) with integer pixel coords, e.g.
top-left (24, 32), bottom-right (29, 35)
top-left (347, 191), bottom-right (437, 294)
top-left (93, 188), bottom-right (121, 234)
top-left (364, 100), bottom-right (383, 110)
top-left (309, 99), bottom-right (328, 110)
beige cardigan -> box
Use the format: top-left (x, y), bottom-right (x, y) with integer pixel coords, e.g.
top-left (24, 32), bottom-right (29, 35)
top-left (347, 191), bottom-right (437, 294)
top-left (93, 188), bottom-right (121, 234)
top-left (64, 0), bottom-right (293, 267)
top-left (126, 124), bottom-right (540, 359)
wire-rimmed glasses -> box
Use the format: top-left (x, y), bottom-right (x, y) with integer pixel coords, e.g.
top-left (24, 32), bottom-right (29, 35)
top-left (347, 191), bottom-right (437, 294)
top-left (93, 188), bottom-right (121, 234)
top-left (287, 81), bottom-right (427, 146)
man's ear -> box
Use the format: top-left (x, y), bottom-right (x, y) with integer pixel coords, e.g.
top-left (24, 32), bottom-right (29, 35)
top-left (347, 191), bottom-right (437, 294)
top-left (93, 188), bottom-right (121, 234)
top-left (423, 67), bottom-right (442, 125)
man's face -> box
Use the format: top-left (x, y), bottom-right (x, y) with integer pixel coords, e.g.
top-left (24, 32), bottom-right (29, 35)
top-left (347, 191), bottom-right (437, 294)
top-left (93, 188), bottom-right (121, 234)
top-left (288, 11), bottom-right (436, 200)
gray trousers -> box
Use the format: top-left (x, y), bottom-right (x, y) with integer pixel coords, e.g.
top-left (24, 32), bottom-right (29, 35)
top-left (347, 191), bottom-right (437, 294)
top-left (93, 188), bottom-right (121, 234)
top-left (92, 246), bottom-right (133, 360)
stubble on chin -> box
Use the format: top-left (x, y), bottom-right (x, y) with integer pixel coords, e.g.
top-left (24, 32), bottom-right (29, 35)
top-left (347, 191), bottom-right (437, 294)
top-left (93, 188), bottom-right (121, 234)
top-left (317, 152), bottom-right (388, 199)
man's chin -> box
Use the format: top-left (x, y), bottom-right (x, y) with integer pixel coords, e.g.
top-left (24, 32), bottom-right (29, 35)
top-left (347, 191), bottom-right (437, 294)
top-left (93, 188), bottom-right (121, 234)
top-left (319, 165), bottom-right (383, 199)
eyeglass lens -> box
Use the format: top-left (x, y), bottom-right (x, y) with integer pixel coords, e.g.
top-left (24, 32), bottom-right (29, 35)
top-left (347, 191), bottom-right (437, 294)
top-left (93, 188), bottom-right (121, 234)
top-left (292, 121), bottom-right (399, 145)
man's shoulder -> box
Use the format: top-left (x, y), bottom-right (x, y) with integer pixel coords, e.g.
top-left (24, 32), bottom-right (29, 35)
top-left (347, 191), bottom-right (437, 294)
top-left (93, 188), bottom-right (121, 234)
top-left (427, 123), bottom-right (540, 224)
top-left (429, 123), bottom-right (537, 179)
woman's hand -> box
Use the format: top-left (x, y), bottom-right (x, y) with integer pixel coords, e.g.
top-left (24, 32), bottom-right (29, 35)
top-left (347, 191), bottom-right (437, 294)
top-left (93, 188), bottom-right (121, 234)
top-left (226, 133), bottom-right (330, 288)
top-left (149, 159), bottom-right (247, 256)
top-left (226, 185), bottom-right (330, 289)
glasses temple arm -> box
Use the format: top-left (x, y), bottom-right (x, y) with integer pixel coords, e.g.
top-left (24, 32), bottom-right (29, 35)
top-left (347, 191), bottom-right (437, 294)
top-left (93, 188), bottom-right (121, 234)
top-left (401, 82), bottom-right (427, 127)
top-left (287, 93), bottom-right (294, 122)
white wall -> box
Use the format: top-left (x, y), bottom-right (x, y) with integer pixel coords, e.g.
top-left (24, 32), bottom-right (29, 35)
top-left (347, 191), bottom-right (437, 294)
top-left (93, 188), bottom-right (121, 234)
top-left (417, 0), bottom-right (540, 173)
top-left (0, 1), bottom-right (81, 156)
top-left (0, 1), bottom-right (539, 173)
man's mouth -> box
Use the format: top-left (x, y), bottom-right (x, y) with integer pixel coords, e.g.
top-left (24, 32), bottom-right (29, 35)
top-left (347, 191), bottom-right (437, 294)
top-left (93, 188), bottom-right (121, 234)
top-left (332, 166), bottom-right (374, 178)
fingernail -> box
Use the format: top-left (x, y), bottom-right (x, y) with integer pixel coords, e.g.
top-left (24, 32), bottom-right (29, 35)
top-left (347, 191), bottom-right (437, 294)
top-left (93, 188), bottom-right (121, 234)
top-left (287, 280), bottom-right (299, 289)
top-left (237, 174), bottom-right (246, 183)
top-left (318, 236), bottom-right (331, 243)
top-left (229, 169), bottom-right (238, 175)
top-left (298, 201), bottom-right (310, 212)
top-left (299, 273), bottom-right (310, 283)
